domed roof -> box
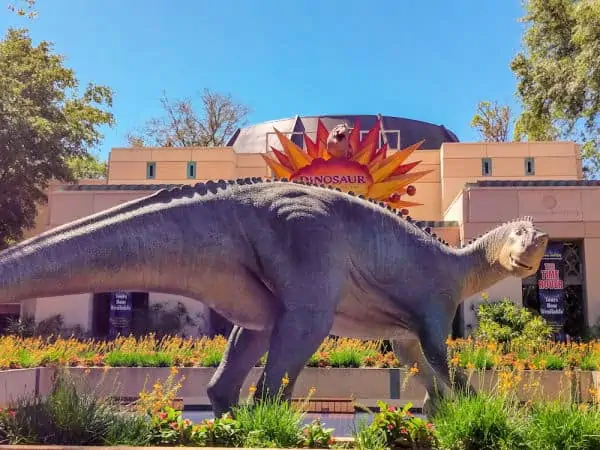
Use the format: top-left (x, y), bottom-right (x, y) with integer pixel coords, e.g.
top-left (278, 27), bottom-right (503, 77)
top-left (226, 114), bottom-right (459, 153)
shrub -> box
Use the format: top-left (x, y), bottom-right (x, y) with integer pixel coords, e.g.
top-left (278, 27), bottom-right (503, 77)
top-left (474, 296), bottom-right (552, 347)
top-left (0, 370), bottom-right (150, 445)
top-left (432, 392), bottom-right (528, 450)
top-left (371, 401), bottom-right (438, 449)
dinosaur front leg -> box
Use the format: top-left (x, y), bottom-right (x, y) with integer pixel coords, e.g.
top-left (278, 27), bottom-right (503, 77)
top-left (417, 324), bottom-right (475, 413)
top-left (254, 306), bottom-right (335, 403)
top-left (207, 325), bottom-right (271, 417)
top-left (392, 338), bottom-right (452, 395)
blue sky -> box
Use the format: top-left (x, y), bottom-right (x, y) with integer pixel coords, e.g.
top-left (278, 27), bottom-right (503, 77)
top-left (1, 1), bottom-right (527, 161)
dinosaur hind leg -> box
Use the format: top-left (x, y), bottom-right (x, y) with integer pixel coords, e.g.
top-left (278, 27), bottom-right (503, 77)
top-left (207, 325), bottom-right (271, 417)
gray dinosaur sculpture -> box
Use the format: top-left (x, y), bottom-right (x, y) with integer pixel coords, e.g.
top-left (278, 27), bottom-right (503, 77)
top-left (0, 178), bottom-right (548, 416)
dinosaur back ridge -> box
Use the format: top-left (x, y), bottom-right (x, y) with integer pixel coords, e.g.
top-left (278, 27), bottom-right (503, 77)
top-left (152, 175), bottom-right (456, 248)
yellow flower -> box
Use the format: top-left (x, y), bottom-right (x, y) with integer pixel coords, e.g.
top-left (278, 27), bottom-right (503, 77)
top-left (281, 374), bottom-right (289, 387)
top-left (466, 362), bottom-right (475, 370)
top-left (481, 292), bottom-right (489, 301)
top-left (170, 366), bottom-right (179, 375)
top-left (248, 384), bottom-right (257, 394)
top-left (308, 386), bottom-right (316, 396)
top-left (409, 363), bottom-right (419, 375)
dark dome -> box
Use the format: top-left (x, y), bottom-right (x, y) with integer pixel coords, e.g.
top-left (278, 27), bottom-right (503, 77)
top-left (226, 114), bottom-right (459, 153)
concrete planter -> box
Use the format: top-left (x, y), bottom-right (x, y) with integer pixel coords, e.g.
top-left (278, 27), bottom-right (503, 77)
top-left (464, 369), bottom-right (596, 403)
top-left (0, 367), bottom-right (597, 409)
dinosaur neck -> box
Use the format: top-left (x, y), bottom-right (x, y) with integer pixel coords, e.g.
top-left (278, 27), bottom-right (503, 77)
top-left (457, 228), bottom-right (511, 300)
top-left (0, 207), bottom-right (175, 303)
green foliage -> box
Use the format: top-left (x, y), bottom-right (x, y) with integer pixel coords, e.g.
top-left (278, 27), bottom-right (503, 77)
top-left (352, 418), bottom-right (388, 450)
top-left (0, 370), bottom-right (150, 445)
top-left (65, 153), bottom-right (107, 179)
top-left (511, 0), bottom-right (600, 176)
top-left (104, 350), bottom-right (173, 367)
top-left (351, 402), bottom-right (438, 449)
top-left (3, 314), bottom-right (86, 339)
top-left (0, 28), bottom-right (114, 248)
top-left (301, 418), bottom-right (335, 448)
top-left (525, 401), bottom-right (600, 449)
top-left (432, 392), bottom-right (529, 450)
top-left (232, 394), bottom-right (305, 448)
top-left (474, 297), bottom-right (552, 346)
top-left (369, 401), bottom-right (438, 448)
top-left (131, 301), bottom-right (203, 339)
top-left (147, 404), bottom-right (212, 446)
top-left (470, 100), bottom-right (513, 142)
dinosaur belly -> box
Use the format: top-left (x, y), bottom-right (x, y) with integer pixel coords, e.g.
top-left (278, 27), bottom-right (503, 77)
top-left (331, 290), bottom-right (416, 340)
top-left (187, 267), bottom-right (278, 332)
top-left (330, 313), bottom-right (415, 340)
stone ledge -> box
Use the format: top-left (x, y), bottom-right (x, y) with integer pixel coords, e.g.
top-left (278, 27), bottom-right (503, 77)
top-left (0, 367), bottom-right (596, 409)
top-left (0, 443), bottom-right (355, 450)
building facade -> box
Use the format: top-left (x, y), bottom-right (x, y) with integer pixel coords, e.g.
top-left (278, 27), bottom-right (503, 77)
top-left (6, 115), bottom-right (600, 338)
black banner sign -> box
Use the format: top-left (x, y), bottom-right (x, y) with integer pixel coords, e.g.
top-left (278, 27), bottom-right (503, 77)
top-left (109, 292), bottom-right (133, 338)
top-left (537, 242), bottom-right (566, 328)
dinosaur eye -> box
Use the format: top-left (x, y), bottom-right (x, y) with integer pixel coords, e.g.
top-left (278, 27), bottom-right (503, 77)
top-left (515, 229), bottom-right (523, 236)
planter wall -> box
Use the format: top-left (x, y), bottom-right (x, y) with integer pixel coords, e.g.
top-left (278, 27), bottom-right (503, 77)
top-left (0, 367), bottom-right (598, 409)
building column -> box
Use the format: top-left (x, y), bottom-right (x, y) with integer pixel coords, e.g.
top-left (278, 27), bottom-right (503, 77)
top-left (584, 238), bottom-right (600, 328)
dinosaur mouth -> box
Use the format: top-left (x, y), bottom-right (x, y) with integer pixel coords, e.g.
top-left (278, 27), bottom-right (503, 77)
top-left (510, 255), bottom-right (533, 271)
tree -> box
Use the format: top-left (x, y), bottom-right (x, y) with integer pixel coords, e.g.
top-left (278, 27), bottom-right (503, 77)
top-left (470, 101), bottom-right (513, 142)
top-left (127, 89), bottom-right (251, 147)
top-left (7, 0), bottom-right (37, 19)
top-left (511, 0), bottom-right (600, 176)
top-left (66, 153), bottom-right (108, 180)
top-left (0, 28), bottom-right (114, 249)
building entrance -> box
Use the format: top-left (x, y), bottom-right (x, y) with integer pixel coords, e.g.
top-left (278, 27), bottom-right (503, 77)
top-left (91, 292), bottom-right (149, 339)
top-left (522, 240), bottom-right (586, 338)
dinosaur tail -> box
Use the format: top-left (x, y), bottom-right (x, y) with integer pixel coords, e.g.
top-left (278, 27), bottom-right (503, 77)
top-left (0, 191), bottom-right (177, 303)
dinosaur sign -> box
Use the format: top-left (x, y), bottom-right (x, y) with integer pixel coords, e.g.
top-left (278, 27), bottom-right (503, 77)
top-left (261, 117), bottom-right (432, 214)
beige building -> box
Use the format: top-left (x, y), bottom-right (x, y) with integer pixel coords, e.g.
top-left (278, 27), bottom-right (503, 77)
top-left (5, 115), bottom-right (599, 338)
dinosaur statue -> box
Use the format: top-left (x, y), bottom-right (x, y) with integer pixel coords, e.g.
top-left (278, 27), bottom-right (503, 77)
top-left (0, 177), bottom-right (548, 416)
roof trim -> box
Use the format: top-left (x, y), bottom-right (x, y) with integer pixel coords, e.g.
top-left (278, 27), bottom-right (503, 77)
top-left (466, 180), bottom-right (600, 188)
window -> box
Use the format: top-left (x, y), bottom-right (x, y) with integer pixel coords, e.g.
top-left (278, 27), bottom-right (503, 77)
top-left (187, 161), bottom-right (197, 179)
top-left (481, 158), bottom-right (492, 176)
top-left (525, 157), bottom-right (535, 175)
top-left (358, 130), bottom-right (401, 149)
top-left (146, 162), bottom-right (156, 179)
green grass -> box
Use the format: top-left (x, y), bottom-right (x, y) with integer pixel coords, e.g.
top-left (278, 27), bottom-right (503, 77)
top-left (199, 348), bottom-right (223, 367)
top-left (432, 392), bottom-right (529, 450)
top-left (351, 418), bottom-right (388, 450)
top-left (104, 350), bottom-right (173, 367)
top-left (525, 402), bottom-right (600, 449)
top-left (232, 394), bottom-right (305, 448)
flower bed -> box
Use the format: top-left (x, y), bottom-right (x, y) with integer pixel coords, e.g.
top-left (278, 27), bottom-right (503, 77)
top-left (0, 369), bottom-right (598, 449)
top-left (1, 334), bottom-right (600, 372)
top-left (447, 337), bottom-right (600, 371)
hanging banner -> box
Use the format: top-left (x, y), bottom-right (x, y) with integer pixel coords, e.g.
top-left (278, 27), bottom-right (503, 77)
top-left (109, 291), bottom-right (133, 338)
top-left (537, 242), bottom-right (566, 327)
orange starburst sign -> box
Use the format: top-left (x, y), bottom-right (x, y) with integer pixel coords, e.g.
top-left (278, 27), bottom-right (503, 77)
top-left (261, 117), bottom-right (432, 213)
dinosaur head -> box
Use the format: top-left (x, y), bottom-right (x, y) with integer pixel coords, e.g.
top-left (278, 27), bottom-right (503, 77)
top-left (495, 217), bottom-right (548, 277)
top-left (326, 123), bottom-right (351, 158)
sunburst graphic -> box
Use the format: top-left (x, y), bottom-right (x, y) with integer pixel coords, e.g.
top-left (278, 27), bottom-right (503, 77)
top-left (261, 117), bottom-right (432, 214)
